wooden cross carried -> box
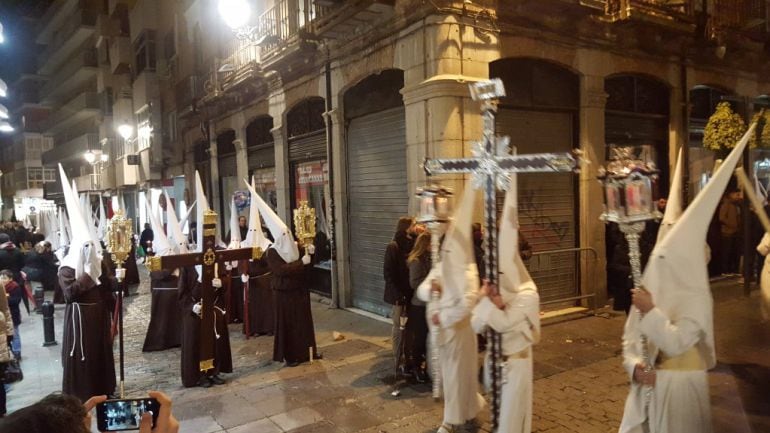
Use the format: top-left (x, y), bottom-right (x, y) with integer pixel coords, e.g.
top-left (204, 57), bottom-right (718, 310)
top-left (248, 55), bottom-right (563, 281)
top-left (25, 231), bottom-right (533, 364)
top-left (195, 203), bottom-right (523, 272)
top-left (424, 78), bottom-right (579, 429)
top-left (147, 209), bottom-right (263, 371)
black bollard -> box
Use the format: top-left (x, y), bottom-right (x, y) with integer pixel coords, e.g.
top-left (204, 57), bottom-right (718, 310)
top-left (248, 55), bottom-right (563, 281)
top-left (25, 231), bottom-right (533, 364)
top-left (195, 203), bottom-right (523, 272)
top-left (42, 301), bottom-right (57, 347)
top-left (33, 283), bottom-right (45, 314)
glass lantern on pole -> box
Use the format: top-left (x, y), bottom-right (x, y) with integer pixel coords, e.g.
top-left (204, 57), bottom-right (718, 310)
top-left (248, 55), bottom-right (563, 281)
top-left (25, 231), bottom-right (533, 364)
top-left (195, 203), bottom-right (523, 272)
top-left (106, 209), bottom-right (133, 398)
top-left (598, 147), bottom-right (662, 411)
top-left (415, 184), bottom-right (453, 400)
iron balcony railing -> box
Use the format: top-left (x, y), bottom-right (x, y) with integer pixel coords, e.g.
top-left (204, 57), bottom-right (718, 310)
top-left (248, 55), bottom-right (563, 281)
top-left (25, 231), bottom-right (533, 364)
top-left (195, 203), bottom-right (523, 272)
top-left (39, 91), bottom-right (100, 133)
top-left (38, 9), bottom-right (98, 70)
top-left (42, 132), bottom-right (100, 165)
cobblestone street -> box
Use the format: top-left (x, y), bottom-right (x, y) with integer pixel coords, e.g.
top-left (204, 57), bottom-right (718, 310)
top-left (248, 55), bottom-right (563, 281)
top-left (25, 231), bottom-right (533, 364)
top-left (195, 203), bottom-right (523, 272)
top-left (6, 268), bottom-right (769, 433)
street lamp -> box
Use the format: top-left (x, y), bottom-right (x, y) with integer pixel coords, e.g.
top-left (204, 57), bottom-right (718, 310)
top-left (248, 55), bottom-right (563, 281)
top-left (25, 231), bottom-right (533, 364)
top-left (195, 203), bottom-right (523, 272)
top-left (0, 22), bottom-right (4, 44)
top-left (218, 0), bottom-right (260, 43)
top-left (0, 79), bottom-right (6, 98)
top-left (84, 150), bottom-right (109, 190)
top-left (0, 104), bottom-right (8, 119)
top-left (118, 124), bottom-right (134, 141)
top-left (0, 121), bottom-right (13, 133)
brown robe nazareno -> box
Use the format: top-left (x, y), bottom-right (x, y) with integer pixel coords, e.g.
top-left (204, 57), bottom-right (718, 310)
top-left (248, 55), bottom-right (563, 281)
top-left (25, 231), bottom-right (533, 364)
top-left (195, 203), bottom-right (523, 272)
top-left (59, 263), bottom-right (116, 402)
top-left (177, 266), bottom-right (232, 387)
top-left (142, 270), bottom-right (182, 352)
top-left (246, 257), bottom-right (274, 336)
top-left (265, 249), bottom-right (317, 363)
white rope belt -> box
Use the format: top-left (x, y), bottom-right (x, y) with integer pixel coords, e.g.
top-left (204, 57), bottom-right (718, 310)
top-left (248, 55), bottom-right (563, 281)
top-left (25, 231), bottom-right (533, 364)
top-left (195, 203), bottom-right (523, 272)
top-left (69, 302), bottom-right (96, 361)
top-left (152, 287), bottom-right (178, 291)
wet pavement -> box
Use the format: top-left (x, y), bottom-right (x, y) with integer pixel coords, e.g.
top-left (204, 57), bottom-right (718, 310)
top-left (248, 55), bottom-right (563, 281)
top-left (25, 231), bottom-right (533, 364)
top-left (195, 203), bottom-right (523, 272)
top-left (6, 266), bottom-right (769, 433)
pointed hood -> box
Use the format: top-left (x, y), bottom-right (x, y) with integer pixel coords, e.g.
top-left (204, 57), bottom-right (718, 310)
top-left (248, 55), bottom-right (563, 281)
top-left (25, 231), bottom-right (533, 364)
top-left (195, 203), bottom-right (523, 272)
top-left (438, 182), bottom-right (478, 300)
top-left (164, 192), bottom-right (189, 254)
top-left (657, 147), bottom-right (684, 244)
top-left (77, 189), bottom-right (101, 254)
top-left (639, 122), bottom-right (757, 369)
top-left (145, 195), bottom-right (171, 256)
top-left (58, 164), bottom-right (102, 283)
top-left (242, 177), bottom-right (271, 252)
top-left (59, 207), bottom-right (70, 249)
top-left (97, 195), bottom-right (108, 240)
top-left (498, 171), bottom-right (540, 341)
top-left (178, 200), bottom-right (196, 233)
top-left (249, 178), bottom-right (298, 262)
top-left (227, 198), bottom-right (241, 249)
top-left (194, 170), bottom-right (209, 254)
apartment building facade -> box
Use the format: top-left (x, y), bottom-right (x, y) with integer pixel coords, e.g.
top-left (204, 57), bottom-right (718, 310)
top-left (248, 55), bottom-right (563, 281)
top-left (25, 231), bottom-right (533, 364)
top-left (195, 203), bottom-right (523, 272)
top-left (18, 0), bottom-right (770, 317)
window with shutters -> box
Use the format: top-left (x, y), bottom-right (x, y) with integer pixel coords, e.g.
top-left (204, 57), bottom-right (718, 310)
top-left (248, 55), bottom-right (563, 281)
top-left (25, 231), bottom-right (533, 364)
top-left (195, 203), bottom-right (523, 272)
top-left (133, 30), bottom-right (157, 76)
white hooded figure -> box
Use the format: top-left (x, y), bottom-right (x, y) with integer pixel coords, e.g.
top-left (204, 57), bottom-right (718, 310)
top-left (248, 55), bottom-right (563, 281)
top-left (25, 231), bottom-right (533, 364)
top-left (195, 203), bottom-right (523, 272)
top-left (417, 182), bottom-right (485, 432)
top-left (242, 177), bottom-right (271, 252)
top-left (164, 192), bottom-right (190, 255)
top-left (59, 165), bottom-right (102, 283)
top-left (56, 164), bottom-right (116, 401)
top-left (619, 123), bottom-right (756, 433)
top-left (756, 234), bottom-right (770, 321)
top-left (471, 173), bottom-right (540, 433)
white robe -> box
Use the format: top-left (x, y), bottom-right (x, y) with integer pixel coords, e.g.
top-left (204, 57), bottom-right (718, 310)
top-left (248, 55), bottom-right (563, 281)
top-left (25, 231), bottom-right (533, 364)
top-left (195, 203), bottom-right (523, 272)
top-left (471, 288), bottom-right (540, 433)
top-left (619, 307), bottom-right (712, 433)
top-left (418, 265), bottom-right (485, 425)
top-left (756, 233), bottom-right (770, 321)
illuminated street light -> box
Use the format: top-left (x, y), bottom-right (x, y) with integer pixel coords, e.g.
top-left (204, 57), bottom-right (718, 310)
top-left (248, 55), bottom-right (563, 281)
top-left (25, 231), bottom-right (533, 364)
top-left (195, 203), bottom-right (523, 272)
top-left (101, 153), bottom-right (109, 163)
top-left (0, 22), bottom-right (4, 44)
top-left (118, 124), bottom-right (134, 141)
top-left (84, 150), bottom-right (96, 163)
top-left (0, 79), bottom-right (7, 98)
top-left (0, 104), bottom-right (8, 119)
top-left (218, 0), bottom-right (251, 30)
top-left (218, 0), bottom-right (261, 43)
top-left (0, 121), bottom-right (13, 133)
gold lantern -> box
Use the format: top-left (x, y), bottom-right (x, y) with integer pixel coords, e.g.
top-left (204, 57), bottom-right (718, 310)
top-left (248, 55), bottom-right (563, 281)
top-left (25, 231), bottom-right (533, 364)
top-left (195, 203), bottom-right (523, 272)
top-left (293, 200), bottom-right (316, 254)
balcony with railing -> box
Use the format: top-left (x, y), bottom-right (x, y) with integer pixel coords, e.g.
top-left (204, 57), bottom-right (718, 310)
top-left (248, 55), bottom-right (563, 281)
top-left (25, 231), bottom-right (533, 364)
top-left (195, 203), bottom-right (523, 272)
top-left (711, 0), bottom-right (768, 41)
top-left (37, 0), bottom-right (79, 44)
top-left (583, 0), bottom-right (696, 30)
top-left (39, 92), bottom-right (101, 135)
top-left (40, 48), bottom-right (98, 104)
top-left (42, 132), bottom-right (101, 166)
top-left (110, 35), bottom-right (132, 74)
top-left (175, 74), bottom-right (204, 118)
top-left (309, 0), bottom-right (395, 40)
top-left (38, 9), bottom-right (98, 76)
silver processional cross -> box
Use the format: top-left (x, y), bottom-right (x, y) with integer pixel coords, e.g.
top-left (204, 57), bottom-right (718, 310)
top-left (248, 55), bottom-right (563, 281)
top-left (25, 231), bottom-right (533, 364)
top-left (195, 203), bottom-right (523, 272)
top-left (423, 78), bottom-right (580, 429)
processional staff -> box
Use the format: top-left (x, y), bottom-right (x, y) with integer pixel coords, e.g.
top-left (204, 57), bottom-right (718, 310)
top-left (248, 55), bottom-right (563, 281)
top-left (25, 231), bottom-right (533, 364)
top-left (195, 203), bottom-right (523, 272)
top-left (421, 78), bottom-right (580, 429)
top-left (106, 209), bottom-right (133, 398)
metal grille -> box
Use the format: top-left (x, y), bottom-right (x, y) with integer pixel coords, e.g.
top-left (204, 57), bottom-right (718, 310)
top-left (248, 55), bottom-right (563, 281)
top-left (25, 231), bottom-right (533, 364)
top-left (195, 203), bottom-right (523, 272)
top-left (496, 109), bottom-right (578, 302)
top-left (347, 107), bottom-right (407, 316)
top-left (288, 131), bottom-right (326, 162)
top-left (248, 144), bottom-right (275, 170)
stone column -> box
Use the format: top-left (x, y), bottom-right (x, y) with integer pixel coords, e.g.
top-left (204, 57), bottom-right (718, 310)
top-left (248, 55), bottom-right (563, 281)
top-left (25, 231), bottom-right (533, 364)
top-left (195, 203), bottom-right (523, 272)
top-left (209, 134), bottom-right (220, 216)
top-left (271, 126), bottom-right (290, 224)
top-left (233, 137), bottom-right (248, 187)
top-left (579, 75), bottom-right (608, 306)
top-left (324, 105), bottom-right (348, 307)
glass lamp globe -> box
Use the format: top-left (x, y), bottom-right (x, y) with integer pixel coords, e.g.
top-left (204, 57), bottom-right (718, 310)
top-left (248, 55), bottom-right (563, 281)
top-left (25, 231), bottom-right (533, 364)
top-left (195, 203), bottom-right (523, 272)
top-left (100, 153), bottom-right (109, 163)
top-left (84, 151), bottom-right (96, 163)
top-left (218, 0), bottom-right (251, 30)
top-left (118, 124), bottom-right (134, 141)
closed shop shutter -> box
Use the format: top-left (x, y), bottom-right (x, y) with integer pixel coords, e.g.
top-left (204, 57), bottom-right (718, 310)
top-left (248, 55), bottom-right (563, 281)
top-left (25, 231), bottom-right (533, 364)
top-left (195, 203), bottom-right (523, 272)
top-left (347, 106), bottom-right (407, 316)
top-left (248, 144), bottom-right (275, 170)
top-left (496, 109), bottom-right (577, 302)
top-left (288, 132), bottom-right (326, 162)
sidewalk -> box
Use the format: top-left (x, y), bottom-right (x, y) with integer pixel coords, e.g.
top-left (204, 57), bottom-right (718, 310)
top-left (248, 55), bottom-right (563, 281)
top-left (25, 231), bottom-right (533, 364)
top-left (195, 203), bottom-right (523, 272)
top-left (6, 269), bottom-right (770, 433)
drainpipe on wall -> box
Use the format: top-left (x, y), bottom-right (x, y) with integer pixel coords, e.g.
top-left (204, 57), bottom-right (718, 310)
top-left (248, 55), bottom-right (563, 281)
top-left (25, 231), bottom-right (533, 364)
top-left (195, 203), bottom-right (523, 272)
top-left (324, 59), bottom-right (339, 309)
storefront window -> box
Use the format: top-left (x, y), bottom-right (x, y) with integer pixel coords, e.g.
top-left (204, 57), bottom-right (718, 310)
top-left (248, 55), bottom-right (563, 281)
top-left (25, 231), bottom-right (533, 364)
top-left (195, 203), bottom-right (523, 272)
top-left (253, 167), bottom-right (277, 211)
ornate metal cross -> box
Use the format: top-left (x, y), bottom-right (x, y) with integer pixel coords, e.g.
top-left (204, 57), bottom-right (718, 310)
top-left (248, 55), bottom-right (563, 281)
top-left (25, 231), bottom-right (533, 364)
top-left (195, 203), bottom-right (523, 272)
top-left (424, 78), bottom-right (579, 429)
top-left (148, 209), bottom-right (263, 372)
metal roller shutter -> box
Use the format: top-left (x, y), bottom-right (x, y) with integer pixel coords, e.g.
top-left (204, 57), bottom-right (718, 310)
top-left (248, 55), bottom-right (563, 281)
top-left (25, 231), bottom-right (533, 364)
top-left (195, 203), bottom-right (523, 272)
top-left (288, 131), bottom-right (326, 162)
top-left (496, 109), bottom-right (577, 302)
top-left (248, 144), bottom-right (275, 170)
top-left (347, 106), bottom-right (407, 316)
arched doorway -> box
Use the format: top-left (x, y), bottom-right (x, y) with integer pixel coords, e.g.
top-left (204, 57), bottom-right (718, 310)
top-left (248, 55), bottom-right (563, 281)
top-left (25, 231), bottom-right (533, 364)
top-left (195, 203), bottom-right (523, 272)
top-left (343, 69), bottom-right (406, 316)
top-left (246, 116), bottom-right (276, 211)
top-left (490, 58), bottom-right (580, 303)
top-left (286, 97), bottom-right (330, 295)
top-left (217, 129), bottom-right (237, 229)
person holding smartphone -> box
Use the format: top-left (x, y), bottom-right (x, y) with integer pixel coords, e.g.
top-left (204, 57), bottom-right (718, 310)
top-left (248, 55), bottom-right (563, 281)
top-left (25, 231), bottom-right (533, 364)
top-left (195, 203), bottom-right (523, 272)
top-left (0, 390), bottom-right (179, 433)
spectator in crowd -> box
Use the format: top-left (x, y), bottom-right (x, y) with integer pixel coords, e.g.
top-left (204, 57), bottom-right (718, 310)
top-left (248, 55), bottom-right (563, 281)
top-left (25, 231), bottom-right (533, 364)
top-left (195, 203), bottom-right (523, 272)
top-left (140, 223), bottom-right (154, 260)
top-left (0, 271), bottom-right (21, 360)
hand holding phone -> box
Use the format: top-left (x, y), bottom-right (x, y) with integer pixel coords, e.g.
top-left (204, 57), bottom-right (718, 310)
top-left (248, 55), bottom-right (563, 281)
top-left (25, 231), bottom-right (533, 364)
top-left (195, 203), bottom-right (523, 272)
top-left (96, 397), bottom-right (160, 431)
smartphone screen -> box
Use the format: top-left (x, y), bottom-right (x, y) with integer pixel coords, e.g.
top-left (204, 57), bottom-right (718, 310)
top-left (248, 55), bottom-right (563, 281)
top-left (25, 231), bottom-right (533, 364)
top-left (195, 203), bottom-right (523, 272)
top-left (96, 398), bottom-right (160, 431)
